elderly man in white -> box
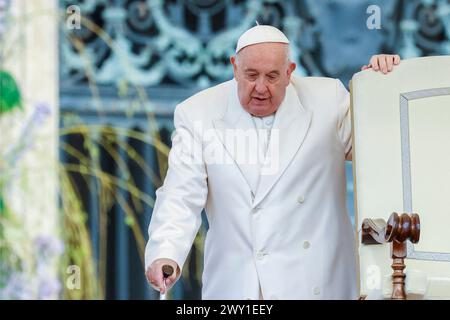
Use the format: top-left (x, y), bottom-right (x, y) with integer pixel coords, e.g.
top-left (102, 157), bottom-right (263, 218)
top-left (145, 25), bottom-right (400, 300)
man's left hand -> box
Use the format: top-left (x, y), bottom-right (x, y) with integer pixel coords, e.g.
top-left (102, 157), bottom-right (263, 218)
top-left (361, 54), bottom-right (401, 74)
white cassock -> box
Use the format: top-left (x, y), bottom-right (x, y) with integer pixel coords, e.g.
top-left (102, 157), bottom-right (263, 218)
top-left (145, 75), bottom-right (358, 300)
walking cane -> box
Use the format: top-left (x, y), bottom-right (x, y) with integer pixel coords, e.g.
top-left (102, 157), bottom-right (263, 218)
top-left (160, 264), bottom-right (174, 300)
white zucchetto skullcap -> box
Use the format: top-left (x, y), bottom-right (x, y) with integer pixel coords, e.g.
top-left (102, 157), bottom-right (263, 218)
top-left (235, 25), bottom-right (290, 53)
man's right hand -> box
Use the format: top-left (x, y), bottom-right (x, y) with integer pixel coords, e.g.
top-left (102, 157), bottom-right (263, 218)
top-left (146, 258), bottom-right (180, 294)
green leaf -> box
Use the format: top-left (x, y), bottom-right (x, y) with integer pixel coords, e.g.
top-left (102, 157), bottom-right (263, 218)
top-left (0, 70), bottom-right (22, 115)
top-left (0, 193), bottom-right (4, 214)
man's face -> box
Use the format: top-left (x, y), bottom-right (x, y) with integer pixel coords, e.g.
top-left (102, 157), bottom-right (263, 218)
top-left (230, 43), bottom-right (296, 117)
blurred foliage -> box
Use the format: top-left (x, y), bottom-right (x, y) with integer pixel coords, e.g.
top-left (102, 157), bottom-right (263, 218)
top-left (0, 70), bottom-right (22, 114)
top-left (1, 2), bottom-right (208, 300)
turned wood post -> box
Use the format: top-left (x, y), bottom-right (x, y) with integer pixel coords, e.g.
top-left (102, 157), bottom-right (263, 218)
top-left (362, 212), bottom-right (420, 300)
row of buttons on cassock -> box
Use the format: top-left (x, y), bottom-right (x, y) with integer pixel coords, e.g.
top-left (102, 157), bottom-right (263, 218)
top-left (250, 194), bottom-right (319, 297)
top-left (252, 193), bottom-right (308, 254)
top-left (251, 194), bottom-right (305, 215)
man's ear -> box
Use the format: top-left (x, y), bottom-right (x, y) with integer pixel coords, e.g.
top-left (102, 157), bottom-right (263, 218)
top-left (230, 56), bottom-right (238, 80)
top-left (287, 62), bottom-right (296, 79)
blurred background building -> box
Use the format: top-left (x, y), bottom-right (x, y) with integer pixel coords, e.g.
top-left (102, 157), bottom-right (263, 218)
top-left (1, 0), bottom-right (449, 300)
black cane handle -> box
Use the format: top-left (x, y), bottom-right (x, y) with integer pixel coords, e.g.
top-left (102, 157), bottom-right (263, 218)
top-left (162, 265), bottom-right (174, 279)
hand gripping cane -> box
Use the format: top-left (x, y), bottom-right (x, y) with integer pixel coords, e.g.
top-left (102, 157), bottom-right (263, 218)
top-left (160, 265), bottom-right (174, 300)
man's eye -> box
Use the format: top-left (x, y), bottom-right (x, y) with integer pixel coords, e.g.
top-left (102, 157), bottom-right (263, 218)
top-left (267, 74), bottom-right (278, 81)
top-left (247, 74), bottom-right (257, 80)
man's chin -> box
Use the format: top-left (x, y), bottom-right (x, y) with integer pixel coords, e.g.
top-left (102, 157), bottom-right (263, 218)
top-left (249, 106), bottom-right (275, 117)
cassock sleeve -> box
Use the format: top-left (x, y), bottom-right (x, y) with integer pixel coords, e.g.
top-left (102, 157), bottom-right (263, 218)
top-left (144, 103), bottom-right (208, 275)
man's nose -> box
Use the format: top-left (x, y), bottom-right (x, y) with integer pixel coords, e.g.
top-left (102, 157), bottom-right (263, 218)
top-left (254, 77), bottom-right (268, 94)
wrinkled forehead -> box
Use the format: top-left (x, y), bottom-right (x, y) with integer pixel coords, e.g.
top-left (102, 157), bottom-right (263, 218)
top-left (236, 42), bottom-right (290, 70)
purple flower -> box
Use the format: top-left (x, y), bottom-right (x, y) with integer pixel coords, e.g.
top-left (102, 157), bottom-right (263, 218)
top-left (37, 276), bottom-right (61, 300)
top-left (3, 102), bottom-right (52, 167)
top-left (0, 0), bottom-right (10, 9)
top-left (32, 102), bottom-right (51, 126)
top-left (0, 0), bottom-right (11, 43)
top-left (0, 272), bottom-right (33, 300)
top-left (35, 262), bottom-right (62, 299)
top-left (34, 234), bottom-right (65, 259)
